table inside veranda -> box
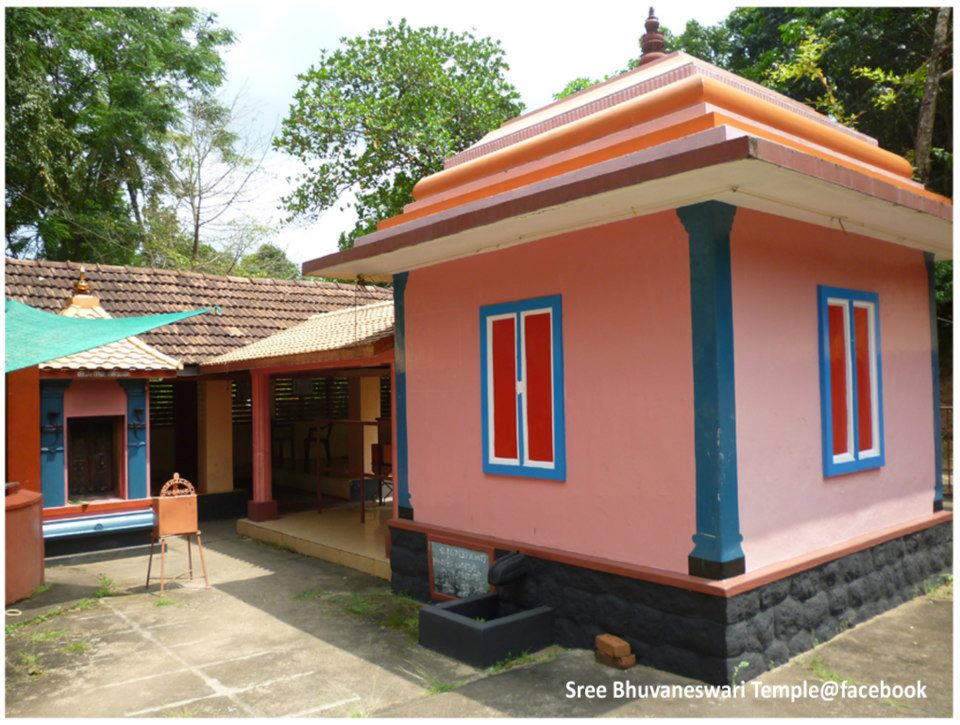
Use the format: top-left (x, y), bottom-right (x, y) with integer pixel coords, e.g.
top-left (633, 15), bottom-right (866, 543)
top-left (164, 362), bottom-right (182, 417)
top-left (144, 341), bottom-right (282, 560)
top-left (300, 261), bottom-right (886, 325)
top-left (314, 418), bottom-right (391, 523)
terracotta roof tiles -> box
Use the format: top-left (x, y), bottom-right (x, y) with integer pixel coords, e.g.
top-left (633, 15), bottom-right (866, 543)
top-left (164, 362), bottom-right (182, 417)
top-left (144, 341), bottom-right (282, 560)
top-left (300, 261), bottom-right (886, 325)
top-left (205, 301), bottom-right (394, 366)
top-left (4, 258), bottom-right (393, 366)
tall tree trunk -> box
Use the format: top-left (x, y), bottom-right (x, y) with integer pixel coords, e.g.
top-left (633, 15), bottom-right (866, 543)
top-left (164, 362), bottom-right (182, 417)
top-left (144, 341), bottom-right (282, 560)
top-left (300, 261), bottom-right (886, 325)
top-left (915, 6), bottom-right (951, 186)
top-left (126, 181), bottom-right (144, 230)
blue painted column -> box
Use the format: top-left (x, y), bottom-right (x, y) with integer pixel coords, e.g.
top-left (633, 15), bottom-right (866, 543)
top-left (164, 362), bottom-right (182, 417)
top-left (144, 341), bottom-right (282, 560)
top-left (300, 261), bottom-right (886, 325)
top-left (39, 380), bottom-right (71, 508)
top-left (393, 272), bottom-right (413, 519)
top-left (119, 379), bottom-right (149, 500)
top-left (677, 201), bottom-right (745, 579)
top-left (924, 253), bottom-right (944, 512)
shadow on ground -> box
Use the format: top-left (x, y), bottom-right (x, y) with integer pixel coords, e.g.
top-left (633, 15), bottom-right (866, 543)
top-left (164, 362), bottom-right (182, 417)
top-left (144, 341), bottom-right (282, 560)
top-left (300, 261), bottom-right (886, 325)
top-left (4, 519), bottom-right (953, 718)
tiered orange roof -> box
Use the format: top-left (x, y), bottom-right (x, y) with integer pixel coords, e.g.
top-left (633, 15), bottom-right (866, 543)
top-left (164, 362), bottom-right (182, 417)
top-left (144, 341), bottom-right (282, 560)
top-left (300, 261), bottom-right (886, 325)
top-left (304, 13), bottom-right (950, 281)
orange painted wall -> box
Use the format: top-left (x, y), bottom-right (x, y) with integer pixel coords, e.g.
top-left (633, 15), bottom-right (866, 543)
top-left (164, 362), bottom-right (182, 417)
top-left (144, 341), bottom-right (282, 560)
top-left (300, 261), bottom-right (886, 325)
top-left (5, 366), bottom-right (41, 492)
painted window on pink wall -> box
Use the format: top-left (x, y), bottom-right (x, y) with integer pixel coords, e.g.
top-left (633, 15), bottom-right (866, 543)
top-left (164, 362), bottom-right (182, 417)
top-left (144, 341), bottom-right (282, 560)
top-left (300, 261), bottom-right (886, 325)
top-left (818, 286), bottom-right (884, 476)
top-left (480, 295), bottom-right (566, 480)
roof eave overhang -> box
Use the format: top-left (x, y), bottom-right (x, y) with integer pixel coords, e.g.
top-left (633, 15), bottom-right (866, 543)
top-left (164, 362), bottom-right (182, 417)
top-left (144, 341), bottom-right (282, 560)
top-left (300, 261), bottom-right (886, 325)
top-left (303, 129), bottom-right (952, 281)
top-left (198, 342), bottom-right (394, 376)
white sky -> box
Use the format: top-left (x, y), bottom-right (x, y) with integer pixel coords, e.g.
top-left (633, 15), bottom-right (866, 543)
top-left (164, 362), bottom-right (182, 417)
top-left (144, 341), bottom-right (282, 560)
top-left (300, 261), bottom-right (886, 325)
top-left (205, 1), bottom-right (738, 266)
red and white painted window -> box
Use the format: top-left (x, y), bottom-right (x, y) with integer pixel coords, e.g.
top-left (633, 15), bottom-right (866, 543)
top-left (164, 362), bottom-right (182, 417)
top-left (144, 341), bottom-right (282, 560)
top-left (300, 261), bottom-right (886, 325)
top-left (481, 295), bottom-right (566, 480)
top-left (818, 287), bottom-right (884, 476)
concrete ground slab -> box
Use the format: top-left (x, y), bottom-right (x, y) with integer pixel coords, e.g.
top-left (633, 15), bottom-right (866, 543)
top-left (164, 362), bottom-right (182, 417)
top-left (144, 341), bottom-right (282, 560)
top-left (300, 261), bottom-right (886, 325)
top-left (5, 520), bottom-right (952, 718)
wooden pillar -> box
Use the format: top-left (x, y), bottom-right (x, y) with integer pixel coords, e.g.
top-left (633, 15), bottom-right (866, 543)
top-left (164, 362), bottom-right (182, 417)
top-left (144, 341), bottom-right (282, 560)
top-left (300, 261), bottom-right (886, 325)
top-left (361, 375), bottom-right (381, 476)
top-left (348, 378), bottom-right (362, 477)
top-left (247, 371), bottom-right (277, 521)
top-left (198, 380), bottom-right (234, 495)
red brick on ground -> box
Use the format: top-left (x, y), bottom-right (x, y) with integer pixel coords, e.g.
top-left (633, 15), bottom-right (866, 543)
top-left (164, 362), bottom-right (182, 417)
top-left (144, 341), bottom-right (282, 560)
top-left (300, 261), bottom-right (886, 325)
top-left (595, 633), bottom-right (630, 658)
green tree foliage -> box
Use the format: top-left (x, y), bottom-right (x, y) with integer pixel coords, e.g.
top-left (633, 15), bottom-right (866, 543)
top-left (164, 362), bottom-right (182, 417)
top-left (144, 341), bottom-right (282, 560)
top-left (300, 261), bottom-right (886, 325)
top-left (669, 7), bottom-right (952, 197)
top-left (5, 7), bottom-right (234, 263)
top-left (669, 8), bottom-right (954, 381)
top-left (235, 243), bottom-right (300, 280)
top-left (275, 19), bottom-right (524, 249)
top-left (553, 77), bottom-right (599, 101)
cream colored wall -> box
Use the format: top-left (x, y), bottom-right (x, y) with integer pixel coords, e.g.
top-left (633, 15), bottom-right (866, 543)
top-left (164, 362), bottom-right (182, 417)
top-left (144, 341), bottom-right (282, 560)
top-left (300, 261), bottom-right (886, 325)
top-left (361, 375), bottom-right (381, 474)
top-left (198, 379), bottom-right (234, 494)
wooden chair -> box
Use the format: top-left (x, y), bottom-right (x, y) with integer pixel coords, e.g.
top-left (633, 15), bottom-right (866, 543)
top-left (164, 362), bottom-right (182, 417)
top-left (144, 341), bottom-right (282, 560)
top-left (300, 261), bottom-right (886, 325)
top-left (145, 473), bottom-right (209, 595)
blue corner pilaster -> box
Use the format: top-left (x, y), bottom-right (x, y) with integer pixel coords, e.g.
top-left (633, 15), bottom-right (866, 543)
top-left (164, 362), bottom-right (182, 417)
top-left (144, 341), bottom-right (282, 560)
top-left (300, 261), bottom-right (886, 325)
top-left (677, 201), bottom-right (745, 579)
top-left (39, 380), bottom-right (71, 508)
top-left (924, 253), bottom-right (944, 512)
top-left (119, 380), bottom-right (149, 500)
top-left (393, 272), bottom-right (412, 518)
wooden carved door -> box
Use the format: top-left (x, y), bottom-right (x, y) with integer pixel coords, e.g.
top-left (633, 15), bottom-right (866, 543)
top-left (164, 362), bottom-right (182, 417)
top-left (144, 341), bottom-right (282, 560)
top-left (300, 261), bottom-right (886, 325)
top-left (67, 417), bottom-right (118, 497)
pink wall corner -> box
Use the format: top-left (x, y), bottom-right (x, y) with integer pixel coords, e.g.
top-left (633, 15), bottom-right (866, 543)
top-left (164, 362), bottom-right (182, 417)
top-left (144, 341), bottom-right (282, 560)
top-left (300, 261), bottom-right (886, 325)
top-left (404, 211), bottom-right (697, 573)
top-left (731, 208), bottom-right (935, 571)
top-left (62, 379), bottom-right (129, 501)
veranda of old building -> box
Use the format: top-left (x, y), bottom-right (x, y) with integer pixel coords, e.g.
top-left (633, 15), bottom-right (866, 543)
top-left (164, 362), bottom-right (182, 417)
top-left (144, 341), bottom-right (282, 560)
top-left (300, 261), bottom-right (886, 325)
top-left (195, 301), bottom-right (396, 580)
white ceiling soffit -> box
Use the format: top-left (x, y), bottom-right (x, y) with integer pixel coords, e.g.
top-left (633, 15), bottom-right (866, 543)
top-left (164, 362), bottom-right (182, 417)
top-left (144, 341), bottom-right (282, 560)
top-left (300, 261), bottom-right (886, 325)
top-left (316, 158), bottom-right (952, 279)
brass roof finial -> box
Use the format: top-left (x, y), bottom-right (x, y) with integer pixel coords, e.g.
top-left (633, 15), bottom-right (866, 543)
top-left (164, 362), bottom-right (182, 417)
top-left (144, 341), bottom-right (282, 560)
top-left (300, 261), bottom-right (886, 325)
top-left (74, 266), bottom-right (91, 294)
top-left (639, 7), bottom-right (667, 66)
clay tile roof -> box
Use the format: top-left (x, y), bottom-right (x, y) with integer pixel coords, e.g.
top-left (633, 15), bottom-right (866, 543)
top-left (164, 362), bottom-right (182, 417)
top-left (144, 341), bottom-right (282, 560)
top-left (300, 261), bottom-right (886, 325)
top-left (42, 336), bottom-right (183, 372)
top-left (40, 290), bottom-right (182, 372)
top-left (205, 300), bottom-right (394, 366)
top-left (4, 258), bottom-right (393, 366)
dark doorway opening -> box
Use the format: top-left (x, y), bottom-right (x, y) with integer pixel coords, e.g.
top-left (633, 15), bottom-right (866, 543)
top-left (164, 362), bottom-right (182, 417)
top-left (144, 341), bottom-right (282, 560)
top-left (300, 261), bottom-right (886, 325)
top-left (67, 416), bottom-right (122, 500)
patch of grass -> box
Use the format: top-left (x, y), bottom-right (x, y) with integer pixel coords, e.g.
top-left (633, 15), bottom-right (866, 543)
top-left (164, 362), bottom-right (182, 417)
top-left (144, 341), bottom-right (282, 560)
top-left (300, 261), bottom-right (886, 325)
top-left (922, 573), bottom-right (953, 601)
top-left (154, 598), bottom-right (176, 607)
top-left (30, 628), bottom-right (66, 644)
top-left (63, 641), bottom-right (89, 654)
top-left (347, 708), bottom-right (372, 717)
top-left (6, 608), bottom-right (65, 635)
top-left (296, 587), bottom-right (325, 601)
top-left (342, 593), bottom-right (379, 616)
top-left (805, 653), bottom-right (861, 686)
top-left (18, 652), bottom-right (43, 677)
top-left (489, 649), bottom-right (534, 674)
top-left (316, 589), bottom-right (422, 642)
top-left (27, 582), bottom-right (52, 599)
top-left (730, 659), bottom-right (751, 687)
top-left (425, 678), bottom-right (459, 695)
top-left (412, 665), bottom-right (463, 695)
top-left (93, 573), bottom-right (117, 598)
top-left (6, 598), bottom-right (100, 635)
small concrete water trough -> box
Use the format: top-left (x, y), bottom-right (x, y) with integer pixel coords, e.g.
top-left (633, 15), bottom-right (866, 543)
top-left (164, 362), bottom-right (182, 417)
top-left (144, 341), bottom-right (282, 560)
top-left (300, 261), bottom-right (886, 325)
top-left (418, 552), bottom-right (554, 668)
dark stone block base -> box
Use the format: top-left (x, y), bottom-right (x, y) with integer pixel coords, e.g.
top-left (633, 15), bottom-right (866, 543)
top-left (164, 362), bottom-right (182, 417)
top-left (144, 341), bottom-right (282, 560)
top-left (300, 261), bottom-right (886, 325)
top-left (689, 554), bottom-right (745, 579)
top-left (390, 521), bottom-right (952, 684)
top-left (389, 527), bottom-right (431, 602)
top-left (198, 490), bottom-right (247, 521)
top-left (419, 592), bottom-right (555, 668)
top-left (44, 528), bottom-right (152, 558)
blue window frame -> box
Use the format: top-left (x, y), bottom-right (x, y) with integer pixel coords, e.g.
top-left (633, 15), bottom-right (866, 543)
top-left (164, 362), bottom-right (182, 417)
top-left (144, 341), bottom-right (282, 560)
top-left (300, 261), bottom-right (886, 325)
top-left (480, 295), bottom-right (566, 480)
top-left (817, 285), bottom-right (885, 477)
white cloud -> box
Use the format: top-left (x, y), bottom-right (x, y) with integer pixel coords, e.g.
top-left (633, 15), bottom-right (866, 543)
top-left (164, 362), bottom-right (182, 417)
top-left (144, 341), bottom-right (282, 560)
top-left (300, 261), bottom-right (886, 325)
top-left (205, 1), bottom-right (738, 265)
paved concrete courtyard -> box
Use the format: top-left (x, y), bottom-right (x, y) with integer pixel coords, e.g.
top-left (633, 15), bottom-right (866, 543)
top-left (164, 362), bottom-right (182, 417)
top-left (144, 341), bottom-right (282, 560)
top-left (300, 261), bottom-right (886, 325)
top-left (5, 520), bottom-right (952, 718)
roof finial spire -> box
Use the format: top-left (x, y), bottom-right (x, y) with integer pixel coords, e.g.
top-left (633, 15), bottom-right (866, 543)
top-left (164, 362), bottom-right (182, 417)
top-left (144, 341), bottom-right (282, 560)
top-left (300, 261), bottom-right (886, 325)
top-left (73, 266), bottom-right (91, 294)
top-left (639, 7), bottom-right (667, 66)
